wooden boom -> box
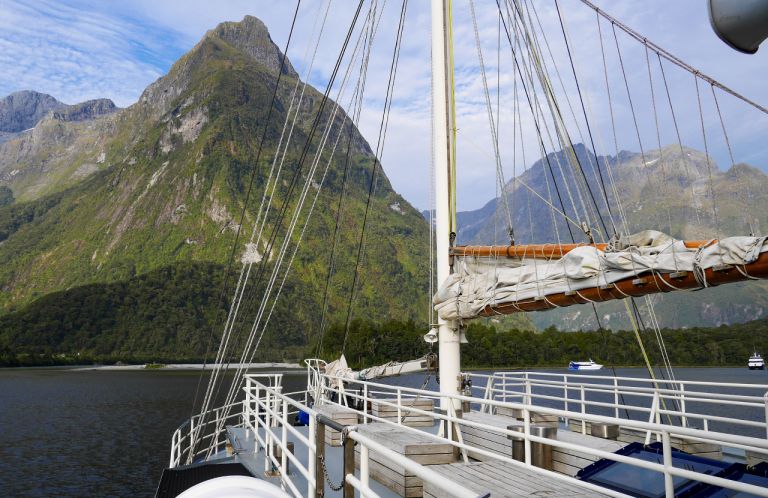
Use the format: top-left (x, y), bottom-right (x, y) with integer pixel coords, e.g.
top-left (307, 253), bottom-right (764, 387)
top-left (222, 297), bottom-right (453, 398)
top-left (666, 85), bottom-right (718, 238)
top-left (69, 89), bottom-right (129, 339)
top-left (450, 241), bottom-right (710, 259)
top-left (469, 251), bottom-right (768, 316)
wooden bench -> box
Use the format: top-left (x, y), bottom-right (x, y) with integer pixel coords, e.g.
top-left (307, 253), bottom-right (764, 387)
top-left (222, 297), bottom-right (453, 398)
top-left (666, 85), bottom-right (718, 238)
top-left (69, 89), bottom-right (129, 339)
top-left (461, 411), bottom-right (625, 476)
top-left (423, 459), bottom-right (608, 497)
top-left (355, 423), bottom-right (455, 497)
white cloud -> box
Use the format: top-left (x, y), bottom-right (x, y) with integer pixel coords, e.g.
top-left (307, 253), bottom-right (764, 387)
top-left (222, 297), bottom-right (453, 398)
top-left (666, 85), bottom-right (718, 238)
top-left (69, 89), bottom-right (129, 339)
top-left (1, 0), bottom-right (765, 212)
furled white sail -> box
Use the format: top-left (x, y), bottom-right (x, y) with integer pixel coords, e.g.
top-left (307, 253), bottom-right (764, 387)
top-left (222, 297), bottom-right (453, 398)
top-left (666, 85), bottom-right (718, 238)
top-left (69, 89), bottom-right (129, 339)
top-left (434, 231), bottom-right (768, 321)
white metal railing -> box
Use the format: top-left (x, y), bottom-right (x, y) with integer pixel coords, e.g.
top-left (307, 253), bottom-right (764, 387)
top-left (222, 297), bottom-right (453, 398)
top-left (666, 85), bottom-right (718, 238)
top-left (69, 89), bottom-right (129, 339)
top-left (315, 372), bottom-right (768, 498)
top-left (168, 368), bottom-right (768, 497)
top-left (470, 371), bottom-right (768, 439)
top-left (169, 400), bottom-right (245, 467)
top-left (240, 373), bottom-right (481, 498)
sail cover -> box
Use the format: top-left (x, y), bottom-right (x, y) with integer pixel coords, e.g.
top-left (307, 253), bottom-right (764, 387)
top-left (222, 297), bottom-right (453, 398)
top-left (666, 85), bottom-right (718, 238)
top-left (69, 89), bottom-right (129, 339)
top-left (434, 231), bottom-right (768, 321)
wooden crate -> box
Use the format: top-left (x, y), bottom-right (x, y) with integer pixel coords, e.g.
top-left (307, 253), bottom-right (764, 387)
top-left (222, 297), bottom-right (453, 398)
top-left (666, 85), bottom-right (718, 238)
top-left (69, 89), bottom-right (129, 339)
top-left (355, 423), bottom-right (455, 497)
top-left (316, 403), bottom-right (358, 447)
top-left (370, 397), bottom-right (435, 427)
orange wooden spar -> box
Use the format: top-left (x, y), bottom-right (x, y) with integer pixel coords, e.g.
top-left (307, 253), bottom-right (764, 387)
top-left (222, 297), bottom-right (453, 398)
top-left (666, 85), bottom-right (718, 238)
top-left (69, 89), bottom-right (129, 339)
top-left (450, 240), bottom-right (711, 260)
top-left (473, 251), bottom-right (768, 316)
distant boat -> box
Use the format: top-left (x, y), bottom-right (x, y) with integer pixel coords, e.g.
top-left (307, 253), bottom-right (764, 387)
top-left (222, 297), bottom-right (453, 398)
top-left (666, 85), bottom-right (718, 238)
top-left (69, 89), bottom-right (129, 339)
top-left (748, 352), bottom-right (765, 370)
top-left (569, 359), bottom-right (603, 371)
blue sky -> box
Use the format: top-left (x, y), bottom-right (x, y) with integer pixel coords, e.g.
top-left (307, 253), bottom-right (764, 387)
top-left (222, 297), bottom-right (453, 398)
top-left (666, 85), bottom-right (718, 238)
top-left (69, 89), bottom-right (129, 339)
top-left (1, 0), bottom-right (766, 211)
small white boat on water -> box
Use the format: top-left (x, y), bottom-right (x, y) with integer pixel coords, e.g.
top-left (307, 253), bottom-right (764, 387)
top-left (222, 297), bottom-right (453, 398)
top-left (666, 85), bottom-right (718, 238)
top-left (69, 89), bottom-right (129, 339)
top-left (748, 352), bottom-right (765, 370)
top-left (568, 359), bottom-right (603, 371)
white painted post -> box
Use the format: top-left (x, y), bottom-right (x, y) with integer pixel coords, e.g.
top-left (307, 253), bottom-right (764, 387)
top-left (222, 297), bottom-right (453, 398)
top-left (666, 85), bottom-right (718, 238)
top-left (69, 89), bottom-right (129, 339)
top-left (764, 391), bottom-right (768, 439)
top-left (397, 389), bottom-right (403, 425)
top-left (645, 391), bottom-right (659, 445)
top-left (564, 375), bottom-right (569, 427)
top-left (525, 376), bottom-right (532, 407)
top-left (680, 383), bottom-right (688, 428)
top-left (361, 445), bottom-right (370, 489)
top-left (580, 385), bottom-right (587, 435)
top-left (254, 385), bottom-right (261, 452)
top-left (308, 414), bottom-right (316, 498)
top-left (264, 390), bottom-right (271, 475)
top-left (614, 377), bottom-right (620, 419)
top-left (281, 399), bottom-right (288, 476)
top-left (363, 384), bottom-right (369, 424)
top-left (662, 432), bottom-right (674, 497)
top-left (524, 407), bottom-right (532, 466)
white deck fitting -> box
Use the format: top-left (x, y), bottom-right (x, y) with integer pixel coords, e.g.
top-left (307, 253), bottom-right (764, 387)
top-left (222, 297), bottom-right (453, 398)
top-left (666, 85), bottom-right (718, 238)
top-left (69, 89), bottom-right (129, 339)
top-left (355, 423), bottom-right (456, 497)
top-left (423, 460), bottom-right (609, 498)
top-left (370, 398), bottom-right (436, 427)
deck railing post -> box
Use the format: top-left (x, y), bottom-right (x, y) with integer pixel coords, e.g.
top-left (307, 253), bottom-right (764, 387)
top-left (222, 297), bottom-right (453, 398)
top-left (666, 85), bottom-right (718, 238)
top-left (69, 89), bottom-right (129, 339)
top-left (264, 390), bottom-right (272, 475)
top-left (764, 391), bottom-right (768, 439)
top-left (523, 406), bottom-right (532, 466)
top-left (564, 375), bottom-right (569, 427)
top-left (645, 391), bottom-right (659, 444)
top-left (614, 377), bottom-right (620, 419)
top-left (189, 417), bottom-right (195, 461)
top-left (580, 384), bottom-right (587, 435)
top-left (500, 374), bottom-right (506, 405)
top-left (360, 444), bottom-right (370, 490)
top-left (308, 414), bottom-right (317, 498)
top-left (316, 419), bottom-right (325, 498)
top-left (397, 389), bottom-right (403, 425)
top-left (254, 385), bottom-right (261, 452)
top-left (525, 376), bottom-right (532, 407)
top-left (343, 432), bottom-right (355, 498)
top-left (363, 384), bottom-right (369, 423)
top-left (281, 399), bottom-right (288, 476)
top-left (680, 383), bottom-right (688, 428)
top-left (662, 431), bottom-right (674, 497)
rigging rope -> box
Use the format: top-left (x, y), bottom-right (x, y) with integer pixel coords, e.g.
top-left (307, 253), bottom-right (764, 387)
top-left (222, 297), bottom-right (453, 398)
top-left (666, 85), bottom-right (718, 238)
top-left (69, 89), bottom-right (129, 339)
top-left (342, 0), bottom-right (409, 353)
top-left (189, 0), bottom-right (302, 432)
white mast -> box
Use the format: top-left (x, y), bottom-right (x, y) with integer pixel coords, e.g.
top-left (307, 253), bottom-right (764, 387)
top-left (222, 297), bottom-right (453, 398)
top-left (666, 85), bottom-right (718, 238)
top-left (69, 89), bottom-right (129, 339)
top-left (431, 0), bottom-right (461, 410)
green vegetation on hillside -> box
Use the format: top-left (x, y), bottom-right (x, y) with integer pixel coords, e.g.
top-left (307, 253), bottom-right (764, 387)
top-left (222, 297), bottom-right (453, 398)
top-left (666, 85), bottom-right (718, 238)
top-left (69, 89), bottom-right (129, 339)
top-left (0, 186), bottom-right (13, 206)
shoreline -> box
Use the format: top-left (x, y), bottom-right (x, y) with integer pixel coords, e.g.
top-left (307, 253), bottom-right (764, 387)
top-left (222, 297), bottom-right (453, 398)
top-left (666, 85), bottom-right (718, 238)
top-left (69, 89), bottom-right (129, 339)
top-left (72, 362), bottom-right (303, 371)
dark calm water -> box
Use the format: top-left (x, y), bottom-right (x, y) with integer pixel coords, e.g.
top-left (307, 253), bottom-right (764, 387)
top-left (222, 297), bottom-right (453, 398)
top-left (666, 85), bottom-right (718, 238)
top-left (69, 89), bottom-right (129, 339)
top-left (1, 366), bottom-right (766, 497)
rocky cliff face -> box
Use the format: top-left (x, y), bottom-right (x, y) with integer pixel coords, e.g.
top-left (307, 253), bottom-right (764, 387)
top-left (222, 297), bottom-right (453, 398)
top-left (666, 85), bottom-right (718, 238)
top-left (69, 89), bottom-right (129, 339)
top-left (0, 90), bottom-right (64, 133)
top-left (51, 98), bottom-right (117, 122)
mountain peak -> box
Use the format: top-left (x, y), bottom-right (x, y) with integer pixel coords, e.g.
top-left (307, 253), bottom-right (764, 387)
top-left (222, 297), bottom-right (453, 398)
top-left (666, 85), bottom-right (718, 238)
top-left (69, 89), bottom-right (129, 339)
top-left (0, 90), bottom-right (64, 133)
top-left (206, 15), bottom-right (297, 77)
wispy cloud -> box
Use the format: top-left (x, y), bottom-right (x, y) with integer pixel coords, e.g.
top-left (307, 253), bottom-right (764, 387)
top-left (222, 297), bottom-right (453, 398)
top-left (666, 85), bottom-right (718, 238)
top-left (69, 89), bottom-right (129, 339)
top-left (0, 0), bottom-right (765, 212)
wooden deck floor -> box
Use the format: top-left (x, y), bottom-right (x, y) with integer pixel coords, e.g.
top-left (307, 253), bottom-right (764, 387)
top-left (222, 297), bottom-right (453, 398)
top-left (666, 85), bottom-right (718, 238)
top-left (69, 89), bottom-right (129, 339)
top-left (423, 460), bottom-right (609, 498)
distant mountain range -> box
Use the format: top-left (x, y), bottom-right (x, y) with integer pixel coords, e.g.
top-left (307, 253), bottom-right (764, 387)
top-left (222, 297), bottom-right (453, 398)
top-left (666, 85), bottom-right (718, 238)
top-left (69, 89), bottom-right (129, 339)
top-left (449, 143), bottom-right (768, 330)
top-left (0, 15), bottom-right (494, 361)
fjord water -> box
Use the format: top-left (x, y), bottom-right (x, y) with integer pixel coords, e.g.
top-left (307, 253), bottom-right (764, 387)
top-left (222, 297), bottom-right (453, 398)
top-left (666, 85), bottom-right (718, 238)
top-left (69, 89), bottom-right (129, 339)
top-left (1, 367), bottom-right (766, 497)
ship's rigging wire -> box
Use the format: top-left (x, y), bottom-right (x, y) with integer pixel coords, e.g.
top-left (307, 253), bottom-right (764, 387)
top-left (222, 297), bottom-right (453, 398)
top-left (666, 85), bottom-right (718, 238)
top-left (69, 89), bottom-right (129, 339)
top-left (316, 0), bottom-right (383, 357)
top-left (192, 0), bottom-right (368, 460)
top-left (205, 1), bottom-right (383, 451)
top-left (342, 0), bottom-right (409, 353)
top-left (192, 0), bottom-right (335, 440)
top-left (189, 0), bottom-right (301, 425)
top-left (196, 0), bottom-right (336, 430)
top-left (578, 0), bottom-right (768, 116)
